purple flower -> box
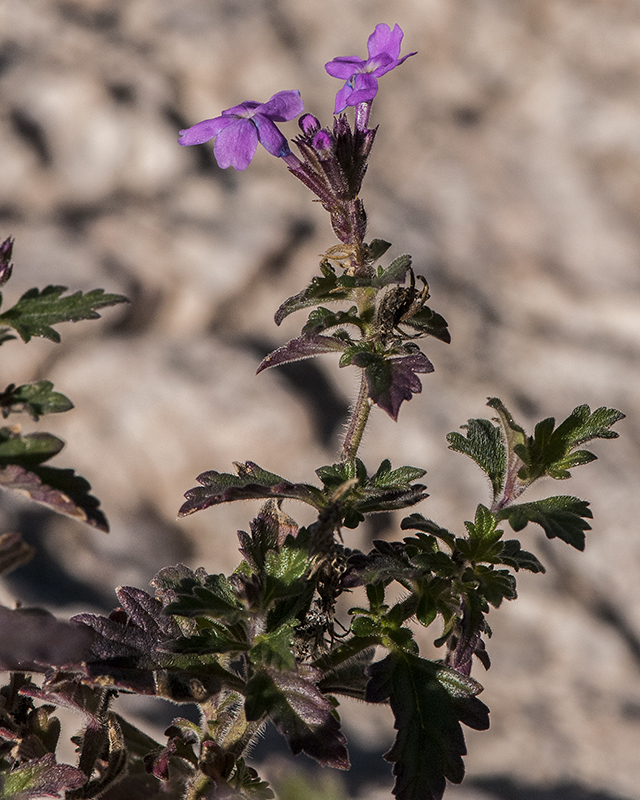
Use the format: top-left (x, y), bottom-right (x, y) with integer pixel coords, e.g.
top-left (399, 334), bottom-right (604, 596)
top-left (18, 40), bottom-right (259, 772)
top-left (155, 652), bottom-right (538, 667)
top-left (325, 24), bottom-right (416, 114)
top-left (178, 90), bottom-right (304, 171)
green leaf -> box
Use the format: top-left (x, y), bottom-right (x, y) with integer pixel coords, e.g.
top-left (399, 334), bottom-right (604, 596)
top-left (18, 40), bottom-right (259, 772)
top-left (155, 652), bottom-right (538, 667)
top-left (472, 566), bottom-right (517, 607)
top-left (446, 418), bottom-right (506, 500)
top-left (274, 268), bottom-right (352, 325)
top-left (496, 495), bottom-right (593, 550)
top-left (399, 306), bottom-right (451, 344)
top-left (301, 306), bottom-right (364, 336)
top-left (250, 621), bottom-right (297, 670)
top-left (0, 285), bottom-right (128, 343)
top-left (164, 573), bottom-right (245, 621)
top-left (514, 404), bottom-right (625, 482)
top-left (0, 754), bottom-right (85, 799)
top-left (372, 254), bottom-right (412, 287)
top-left (497, 540), bottom-right (545, 573)
top-left (366, 653), bottom-right (489, 800)
top-left (0, 428), bottom-right (64, 466)
top-left (245, 666), bottom-right (349, 769)
top-left (0, 381), bottom-right (73, 421)
top-left (401, 514), bottom-right (457, 550)
top-left (367, 238), bottom-right (392, 262)
top-left (456, 505), bottom-right (504, 563)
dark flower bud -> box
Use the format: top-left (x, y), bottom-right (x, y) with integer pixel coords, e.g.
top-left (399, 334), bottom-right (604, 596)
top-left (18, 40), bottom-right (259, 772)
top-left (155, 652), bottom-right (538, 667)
top-left (0, 237), bottom-right (14, 287)
top-left (299, 113), bottom-right (321, 135)
top-left (312, 130), bottom-right (333, 156)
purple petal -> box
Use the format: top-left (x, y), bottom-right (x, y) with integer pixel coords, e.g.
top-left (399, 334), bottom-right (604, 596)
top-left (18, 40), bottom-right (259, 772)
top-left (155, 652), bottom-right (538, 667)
top-left (334, 73), bottom-right (380, 112)
top-left (253, 115), bottom-right (290, 157)
top-left (325, 56), bottom-right (366, 79)
top-left (334, 82), bottom-right (353, 114)
top-left (178, 115), bottom-right (235, 146)
top-left (213, 118), bottom-right (258, 170)
top-left (223, 100), bottom-right (261, 116)
top-left (367, 23), bottom-right (403, 61)
top-left (258, 90), bottom-right (304, 121)
top-left (372, 51), bottom-right (417, 78)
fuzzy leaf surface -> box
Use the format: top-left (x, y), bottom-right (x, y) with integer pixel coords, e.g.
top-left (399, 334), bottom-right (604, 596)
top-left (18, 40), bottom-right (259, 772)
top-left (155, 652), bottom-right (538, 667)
top-left (179, 461), bottom-right (325, 517)
top-left (446, 418), bottom-right (506, 500)
top-left (257, 334), bottom-right (346, 373)
top-left (512, 404), bottom-right (625, 482)
top-left (245, 666), bottom-right (349, 769)
top-left (497, 495), bottom-right (593, 550)
top-left (352, 351), bottom-right (434, 421)
top-left (366, 653), bottom-right (489, 800)
top-left (73, 586), bottom-right (241, 700)
top-left (0, 753), bottom-right (85, 799)
top-left (0, 285), bottom-right (128, 343)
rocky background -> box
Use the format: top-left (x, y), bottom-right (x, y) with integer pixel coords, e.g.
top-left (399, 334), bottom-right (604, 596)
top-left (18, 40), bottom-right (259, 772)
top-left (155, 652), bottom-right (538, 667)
top-left (1, 1), bottom-right (640, 798)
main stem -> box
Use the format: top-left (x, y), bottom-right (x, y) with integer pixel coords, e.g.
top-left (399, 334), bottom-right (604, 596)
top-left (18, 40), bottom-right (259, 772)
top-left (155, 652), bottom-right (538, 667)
top-left (341, 370), bottom-right (371, 461)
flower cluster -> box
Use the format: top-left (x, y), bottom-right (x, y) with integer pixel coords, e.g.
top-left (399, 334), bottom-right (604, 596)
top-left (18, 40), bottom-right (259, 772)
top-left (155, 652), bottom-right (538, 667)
top-left (178, 23), bottom-right (414, 172)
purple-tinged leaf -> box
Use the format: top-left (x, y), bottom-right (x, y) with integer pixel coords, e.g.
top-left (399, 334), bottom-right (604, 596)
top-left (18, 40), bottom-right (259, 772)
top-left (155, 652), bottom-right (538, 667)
top-left (0, 606), bottom-right (93, 670)
top-left (179, 461), bottom-right (324, 517)
top-left (357, 351), bottom-right (434, 421)
top-left (0, 753), bottom-right (85, 799)
top-left (257, 334), bottom-right (346, 373)
top-left (0, 462), bottom-right (109, 531)
top-left (0, 530), bottom-right (34, 575)
top-left (245, 665), bottom-right (349, 769)
top-left (72, 587), bottom-right (236, 701)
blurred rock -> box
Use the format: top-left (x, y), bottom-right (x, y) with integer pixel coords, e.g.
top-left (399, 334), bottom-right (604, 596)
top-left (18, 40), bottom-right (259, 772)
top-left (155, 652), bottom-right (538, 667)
top-left (0, 1), bottom-right (639, 797)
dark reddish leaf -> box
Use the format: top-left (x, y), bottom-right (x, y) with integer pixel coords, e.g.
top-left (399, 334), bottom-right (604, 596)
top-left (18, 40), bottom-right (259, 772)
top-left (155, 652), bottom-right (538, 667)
top-left (245, 665), bottom-right (349, 769)
top-left (256, 334), bottom-right (346, 373)
top-left (367, 352), bottom-right (434, 421)
top-left (178, 461), bottom-right (323, 518)
top-left (0, 753), bottom-right (85, 799)
top-left (0, 606), bottom-right (93, 670)
top-left (0, 462), bottom-right (108, 531)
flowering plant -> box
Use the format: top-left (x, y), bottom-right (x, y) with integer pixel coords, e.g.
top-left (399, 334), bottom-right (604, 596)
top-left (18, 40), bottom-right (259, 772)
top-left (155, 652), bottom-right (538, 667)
top-left (0, 24), bottom-right (624, 800)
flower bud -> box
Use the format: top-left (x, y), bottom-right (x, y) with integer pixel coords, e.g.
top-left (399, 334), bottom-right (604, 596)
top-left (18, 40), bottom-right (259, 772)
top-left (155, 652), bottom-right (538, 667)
top-left (299, 113), bottom-right (321, 135)
top-left (0, 237), bottom-right (14, 287)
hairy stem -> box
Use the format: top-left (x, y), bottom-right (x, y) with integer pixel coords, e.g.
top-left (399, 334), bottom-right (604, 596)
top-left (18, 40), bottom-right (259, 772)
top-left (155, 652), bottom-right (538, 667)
top-left (341, 371), bottom-right (371, 461)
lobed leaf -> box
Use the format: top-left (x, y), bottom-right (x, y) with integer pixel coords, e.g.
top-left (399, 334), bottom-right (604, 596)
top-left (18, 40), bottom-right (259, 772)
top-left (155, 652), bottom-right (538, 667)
top-left (245, 665), bottom-right (349, 770)
top-left (496, 495), bottom-right (593, 550)
top-left (0, 285), bottom-right (128, 343)
top-left (446, 418), bottom-right (506, 500)
top-left (0, 463), bottom-right (109, 531)
top-left (179, 461), bottom-right (325, 517)
top-left (353, 351), bottom-right (434, 421)
top-left (0, 381), bottom-right (73, 421)
top-left (0, 753), bottom-right (85, 799)
top-left (366, 653), bottom-right (489, 800)
top-left (257, 334), bottom-right (347, 373)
